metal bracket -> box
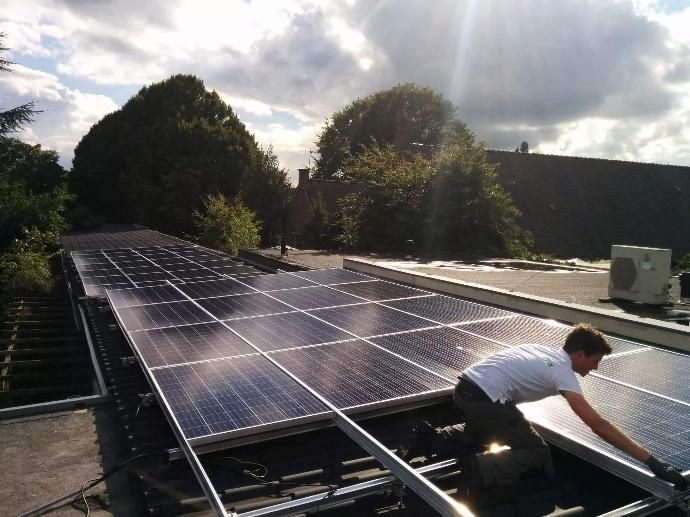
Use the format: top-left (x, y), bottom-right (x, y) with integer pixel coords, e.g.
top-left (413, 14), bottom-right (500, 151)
top-left (120, 356), bottom-right (138, 367)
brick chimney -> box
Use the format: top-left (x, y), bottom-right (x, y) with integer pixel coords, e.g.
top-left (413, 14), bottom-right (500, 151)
top-left (298, 168), bottom-right (310, 186)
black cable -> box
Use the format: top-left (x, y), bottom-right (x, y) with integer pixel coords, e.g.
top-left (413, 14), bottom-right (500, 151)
top-left (18, 452), bottom-right (162, 517)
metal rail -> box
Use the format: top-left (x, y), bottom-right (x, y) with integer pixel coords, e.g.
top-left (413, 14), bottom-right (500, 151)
top-left (240, 458), bottom-right (459, 517)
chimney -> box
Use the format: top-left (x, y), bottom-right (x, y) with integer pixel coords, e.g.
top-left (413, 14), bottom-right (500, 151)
top-left (298, 168), bottom-right (310, 186)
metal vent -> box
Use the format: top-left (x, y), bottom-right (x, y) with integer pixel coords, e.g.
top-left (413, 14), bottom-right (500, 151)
top-left (610, 257), bottom-right (637, 291)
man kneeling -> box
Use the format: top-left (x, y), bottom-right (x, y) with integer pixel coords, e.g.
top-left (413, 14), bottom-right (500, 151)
top-left (398, 323), bottom-right (688, 492)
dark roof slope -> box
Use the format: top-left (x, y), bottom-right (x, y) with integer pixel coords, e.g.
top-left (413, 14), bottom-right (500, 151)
top-left (488, 151), bottom-right (690, 260)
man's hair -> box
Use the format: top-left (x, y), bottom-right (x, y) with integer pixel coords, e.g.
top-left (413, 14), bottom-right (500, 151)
top-left (563, 323), bottom-right (612, 356)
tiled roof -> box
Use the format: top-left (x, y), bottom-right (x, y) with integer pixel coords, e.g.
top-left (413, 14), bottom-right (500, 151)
top-left (487, 150), bottom-right (690, 260)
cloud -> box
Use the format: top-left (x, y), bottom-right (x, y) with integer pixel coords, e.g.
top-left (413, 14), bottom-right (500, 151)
top-left (1, 0), bottom-right (690, 174)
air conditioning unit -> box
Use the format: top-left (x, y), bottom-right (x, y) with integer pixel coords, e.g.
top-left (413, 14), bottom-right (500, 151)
top-left (608, 245), bottom-right (671, 304)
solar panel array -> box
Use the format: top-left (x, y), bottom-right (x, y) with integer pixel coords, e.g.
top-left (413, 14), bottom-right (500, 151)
top-left (71, 245), bottom-right (260, 296)
top-left (97, 256), bottom-right (689, 480)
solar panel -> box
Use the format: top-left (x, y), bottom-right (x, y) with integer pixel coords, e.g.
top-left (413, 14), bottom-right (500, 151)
top-left (369, 327), bottom-right (508, 380)
top-left (456, 315), bottom-right (574, 348)
top-left (128, 322), bottom-right (257, 368)
top-left (595, 349), bottom-right (690, 402)
top-left (177, 278), bottom-right (256, 299)
top-left (520, 375), bottom-right (690, 472)
top-left (225, 311), bottom-right (354, 351)
top-left (332, 280), bottom-right (432, 301)
top-left (383, 295), bottom-right (516, 325)
top-left (293, 268), bottom-right (373, 285)
top-left (267, 285), bottom-right (364, 310)
top-left (269, 340), bottom-right (452, 410)
top-left (152, 354), bottom-right (328, 440)
top-left (107, 285), bottom-right (187, 308)
top-left (308, 303), bottom-right (439, 337)
top-left (236, 273), bottom-right (318, 291)
top-left (115, 301), bottom-right (215, 331)
top-left (197, 293), bottom-right (294, 321)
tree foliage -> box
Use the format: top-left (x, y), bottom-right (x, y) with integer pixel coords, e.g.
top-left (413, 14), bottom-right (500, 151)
top-left (69, 74), bottom-right (290, 242)
top-left (313, 83), bottom-right (473, 180)
top-left (193, 193), bottom-right (261, 255)
top-left (337, 145), bottom-right (434, 249)
top-left (335, 141), bottom-right (532, 256)
top-left (0, 34), bottom-right (40, 135)
top-left (304, 192), bottom-right (331, 248)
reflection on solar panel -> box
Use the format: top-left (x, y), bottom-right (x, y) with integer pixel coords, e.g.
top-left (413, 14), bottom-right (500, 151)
top-left (197, 293), bottom-right (294, 321)
top-left (332, 280), bottom-right (432, 301)
top-left (370, 327), bottom-right (508, 380)
top-left (457, 315), bottom-right (574, 348)
top-left (520, 375), bottom-right (690, 472)
top-left (152, 354), bottom-right (328, 440)
top-left (293, 268), bottom-right (373, 285)
top-left (308, 303), bottom-right (439, 337)
top-left (269, 340), bottom-right (452, 410)
top-left (70, 245), bottom-right (261, 297)
top-left (595, 349), bottom-right (690, 402)
top-left (226, 312), bottom-right (354, 351)
top-left (267, 285), bottom-right (364, 310)
top-left (383, 295), bottom-right (516, 325)
top-left (129, 322), bottom-right (256, 368)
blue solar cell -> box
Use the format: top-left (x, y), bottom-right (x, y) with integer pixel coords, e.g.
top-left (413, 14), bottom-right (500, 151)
top-left (129, 322), bottom-right (256, 367)
top-left (293, 268), bottom-right (372, 285)
top-left (308, 303), bottom-right (437, 337)
top-left (457, 316), bottom-right (572, 348)
top-left (177, 278), bottom-right (256, 299)
top-left (198, 293), bottom-right (294, 321)
top-left (270, 340), bottom-right (452, 410)
top-left (595, 349), bottom-right (690, 402)
top-left (520, 375), bottom-right (690, 472)
top-left (107, 285), bottom-right (187, 308)
top-left (332, 280), bottom-right (431, 301)
top-left (115, 301), bottom-right (214, 331)
top-left (267, 286), bottom-right (363, 310)
top-left (225, 311), bottom-right (354, 351)
top-left (152, 354), bottom-right (328, 439)
top-left (383, 295), bottom-right (515, 325)
top-left (369, 327), bottom-right (508, 380)
top-left (236, 273), bottom-right (317, 291)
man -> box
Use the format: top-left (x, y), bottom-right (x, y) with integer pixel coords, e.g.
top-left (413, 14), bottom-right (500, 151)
top-left (398, 323), bottom-right (688, 491)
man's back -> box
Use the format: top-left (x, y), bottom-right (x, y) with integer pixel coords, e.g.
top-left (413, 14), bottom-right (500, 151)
top-left (464, 344), bottom-right (582, 404)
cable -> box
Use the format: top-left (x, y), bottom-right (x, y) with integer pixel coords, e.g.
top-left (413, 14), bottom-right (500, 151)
top-left (19, 452), bottom-right (162, 517)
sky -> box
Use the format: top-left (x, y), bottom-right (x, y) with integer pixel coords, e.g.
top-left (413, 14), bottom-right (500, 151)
top-left (1, 0), bottom-right (690, 183)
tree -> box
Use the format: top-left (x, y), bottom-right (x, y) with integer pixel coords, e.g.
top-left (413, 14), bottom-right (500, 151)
top-left (520, 141), bottom-right (529, 154)
top-left (0, 33), bottom-right (41, 135)
top-left (336, 144), bottom-right (435, 249)
top-left (304, 192), bottom-right (330, 248)
top-left (424, 142), bottom-right (533, 256)
top-left (69, 74), bottom-right (290, 241)
top-left (193, 193), bottom-right (261, 255)
top-left (313, 83), bottom-right (473, 180)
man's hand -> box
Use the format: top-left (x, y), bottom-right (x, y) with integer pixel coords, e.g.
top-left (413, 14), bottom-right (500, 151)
top-left (645, 455), bottom-right (689, 490)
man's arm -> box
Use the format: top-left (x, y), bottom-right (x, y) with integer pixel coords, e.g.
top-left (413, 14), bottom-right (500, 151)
top-left (561, 390), bottom-right (688, 490)
top-left (560, 390), bottom-right (650, 461)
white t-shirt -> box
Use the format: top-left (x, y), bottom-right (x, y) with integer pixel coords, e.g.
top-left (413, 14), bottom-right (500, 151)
top-left (463, 344), bottom-right (583, 404)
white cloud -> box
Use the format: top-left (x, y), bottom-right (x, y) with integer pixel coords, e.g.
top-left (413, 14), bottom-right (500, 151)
top-left (1, 0), bottom-right (690, 171)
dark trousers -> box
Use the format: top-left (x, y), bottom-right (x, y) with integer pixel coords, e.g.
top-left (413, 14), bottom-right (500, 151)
top-left (433, 379), bottom-right (553, 487)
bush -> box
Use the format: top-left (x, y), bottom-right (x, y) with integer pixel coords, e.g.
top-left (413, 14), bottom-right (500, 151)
top-left (193, 193), bottom-right (261, 255)
top-left (0, 229), bottom-right (56, 295)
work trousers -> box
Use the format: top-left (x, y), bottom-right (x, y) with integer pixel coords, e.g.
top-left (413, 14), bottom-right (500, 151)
top-left (433, 381), bottom-right (554, 487)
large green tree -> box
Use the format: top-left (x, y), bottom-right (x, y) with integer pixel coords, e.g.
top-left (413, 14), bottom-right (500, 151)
top-left (69, 74), bottom-right (290, 241)
top-left (313, 83), bottom-right (473, 180)
top-left (335, 141), bottom-right (532, 256)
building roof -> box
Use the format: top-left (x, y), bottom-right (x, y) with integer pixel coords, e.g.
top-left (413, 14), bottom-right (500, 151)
top-left (487, 150), bottom-right (690, 260)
